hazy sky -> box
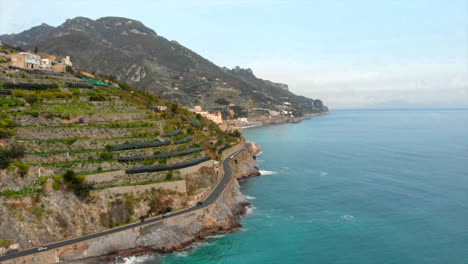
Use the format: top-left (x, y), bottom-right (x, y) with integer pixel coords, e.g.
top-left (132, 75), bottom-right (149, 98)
top-left (1, 0), bottom-right (467, 109)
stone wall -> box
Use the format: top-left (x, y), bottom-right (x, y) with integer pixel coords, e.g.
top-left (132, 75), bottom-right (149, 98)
top-left (16, 124), bottom-right (163, 140)
top-left (11, 112), bottom-right (149, 127)
top-left (91, 180), bottom-right (187, 197)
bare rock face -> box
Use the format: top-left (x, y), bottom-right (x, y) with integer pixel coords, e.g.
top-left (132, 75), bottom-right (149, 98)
top-left (65, 148), bottom-right (259, 263)
top-left (231, 142), bottom-right (261, 179)
top-left (135, 178), bottom-right (250, 252)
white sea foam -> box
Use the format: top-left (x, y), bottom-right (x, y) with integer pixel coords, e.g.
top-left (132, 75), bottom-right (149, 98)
top-left (259, 170), bottom-right (277, 175)
top-left (245, 205), bottom-right (256, 215)
top-left (320, 171), bottom-right (328, 177)
top-left (207, 233), bottom-right (226, 239)
top-left (256, 151), bottom-right (264, 156)
top-left (341, 215), bottom-right (355, 220)
top-left (174, 251), bottom-right (189, 257)
top-left (121, 254), bottom-right (156, 264)
top-left (242, 124), bottom-right (262, 129)
top-left (185, 241), bottom-right (209, 252)
top-left (245, 195), bottom-right (256, 200)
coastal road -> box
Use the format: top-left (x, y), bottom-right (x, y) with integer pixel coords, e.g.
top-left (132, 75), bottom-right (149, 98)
top-left (0, 143), bottom-right (251, 262)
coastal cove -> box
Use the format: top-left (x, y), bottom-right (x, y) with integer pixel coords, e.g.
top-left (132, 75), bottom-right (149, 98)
top-left (143, 109), bottom-right (468, 264)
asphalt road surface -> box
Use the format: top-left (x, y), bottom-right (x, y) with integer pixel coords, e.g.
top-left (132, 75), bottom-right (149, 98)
top-left (0, 143), bottom-right (251, 262)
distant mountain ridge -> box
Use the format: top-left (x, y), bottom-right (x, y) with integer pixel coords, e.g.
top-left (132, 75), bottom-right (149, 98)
top-left (0, 16), bottom-right (328, 117)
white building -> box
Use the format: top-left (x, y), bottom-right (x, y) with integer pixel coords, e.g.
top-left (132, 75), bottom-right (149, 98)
top-left (40, 58), bottom-right (52, 69)
top-left (62, 56), bottom-right (73, 67)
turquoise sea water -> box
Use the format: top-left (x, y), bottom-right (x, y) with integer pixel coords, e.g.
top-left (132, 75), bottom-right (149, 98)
top-left (138, 109), bottom-right (468, 264)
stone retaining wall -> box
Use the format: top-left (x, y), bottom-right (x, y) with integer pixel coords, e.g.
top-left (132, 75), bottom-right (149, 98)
top-left (11, 112), bottom-right (149, 127)
top-left (91, 180), bottom-right (187, 197)
top-left (16, 125), bottom-right (163, 140)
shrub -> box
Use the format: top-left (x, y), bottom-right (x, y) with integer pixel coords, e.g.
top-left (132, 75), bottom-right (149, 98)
top-left (63, 170), bottom-right (81, 187)
top-left (9, 144), bottom-right (24, 158)
top-left (52, 181), bottom-right (60, 190)
top-left (0, 239), bottom-right (12, 248)
top-left (0, 144), bottom-right (26, 170)
top-left (99, 152), bottom-right (113, 160)
top-left (104, 144), bottom-right (114, 151)
top-left (0, 117), bottom-right (16, 139)
top-left (53, 174), bottom-right (62, 182)
top-left (62, 138), bottom-right (77, 146)
top-left (166, 170), bottom-right (173, 180)
top-left (230, 130), bottom-right (242, 138)
top-left (13, 161), bottom-right (30, 177)
top-left (25, 96), bottom-right (39, 105)
top-left (39, 176), bottom-right (48, 185)
top-left (170, 102), bottom-right (179, 113)
top-left (62, 170), bottom-right (91, 198)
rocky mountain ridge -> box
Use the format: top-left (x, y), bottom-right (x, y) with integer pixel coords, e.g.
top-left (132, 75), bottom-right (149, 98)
top-left (0, 17), bottom-right (328, 117)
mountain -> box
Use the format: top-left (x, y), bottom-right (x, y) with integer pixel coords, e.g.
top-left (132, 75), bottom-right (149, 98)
top-left (0, 17), bottom-right (328, 117)
top-left (0, 23), bottom-right (55, 47)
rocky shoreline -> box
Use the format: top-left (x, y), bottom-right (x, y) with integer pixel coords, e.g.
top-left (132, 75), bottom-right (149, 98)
top-left (64, 142), bottom-right (262, 264)
top-left (244, 112), bottom-right (329, 128)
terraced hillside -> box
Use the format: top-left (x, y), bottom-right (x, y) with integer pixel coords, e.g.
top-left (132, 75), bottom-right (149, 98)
top-left (0, 64), bottom-right (243, 252)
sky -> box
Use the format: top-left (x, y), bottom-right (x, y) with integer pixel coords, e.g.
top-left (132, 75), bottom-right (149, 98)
top-left (1, 0), bottom-right (467, 109)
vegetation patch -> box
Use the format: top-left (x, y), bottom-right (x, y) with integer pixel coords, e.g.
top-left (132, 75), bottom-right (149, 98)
top-left (0, 143), bottom-right (25, 169)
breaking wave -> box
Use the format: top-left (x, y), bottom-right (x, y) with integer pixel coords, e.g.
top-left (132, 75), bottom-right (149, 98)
top-left (259, 170), bottom-right (277, 175)
top-left (245, 195), bottom-right (256, 200)
top-left (207, 233), bottom-right (226, 239)
top-left (120, 254), bottom-right (158, 264)
top-left (341, 215), bottom-right (355, 220)
top-left (246, 205), bottom-right (256, 215)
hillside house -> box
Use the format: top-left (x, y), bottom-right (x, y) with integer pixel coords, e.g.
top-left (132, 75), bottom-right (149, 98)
top-left (11, 52), bottom-right (41, 69)
top-left (62, 56), bottom-right (73, 67)
top-left (40, 58), bottom-right (52, 69)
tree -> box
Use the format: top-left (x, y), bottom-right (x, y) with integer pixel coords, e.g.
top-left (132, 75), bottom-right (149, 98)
top-left (166, 170), bottom-right (173, 180)
top-left (65, 65), bottom-right (73, 73)
top-left (34, 46), bottom-right (38, 54)
top-left (230, 130), bottom-right (241, 138)
top-left (170, 102), bottom-right (179, 113)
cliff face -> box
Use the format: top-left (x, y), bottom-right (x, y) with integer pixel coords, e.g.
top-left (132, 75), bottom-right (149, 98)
top-left (231, 142), bottom-right (261, 179)
top-left (0, 171), bottom-right (190, 249)
top-left (62, 149), bottom-right (258, 263)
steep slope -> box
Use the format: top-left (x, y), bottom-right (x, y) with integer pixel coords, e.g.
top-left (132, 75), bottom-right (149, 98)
top-left (0, 17), bottom-right (328, 116)
top-left (0, 60), bottom-right (249, 254)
